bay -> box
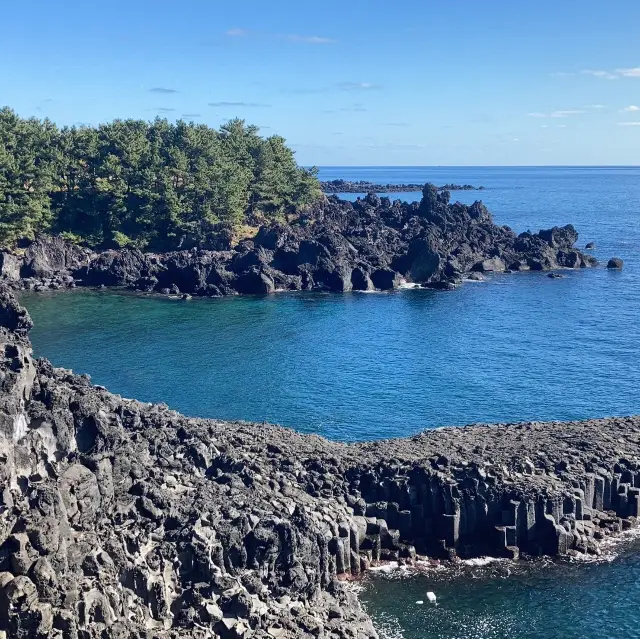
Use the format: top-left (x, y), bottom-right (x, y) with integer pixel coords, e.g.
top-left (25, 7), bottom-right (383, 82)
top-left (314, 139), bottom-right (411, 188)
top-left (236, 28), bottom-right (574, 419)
top-left (20, 166), bottom-right (640, 638)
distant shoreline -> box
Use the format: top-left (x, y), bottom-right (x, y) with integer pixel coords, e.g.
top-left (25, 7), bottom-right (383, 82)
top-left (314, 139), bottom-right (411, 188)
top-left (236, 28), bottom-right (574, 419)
top-left (320, 179), bottom-right (484, 193)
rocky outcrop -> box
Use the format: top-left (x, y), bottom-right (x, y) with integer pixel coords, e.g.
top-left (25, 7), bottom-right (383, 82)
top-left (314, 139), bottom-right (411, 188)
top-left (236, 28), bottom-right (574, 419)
top-left (0, 185), bottom-right (598, 298)
top-left (607, 257), bottom-right (624, 269)
top-left (320, 180), bottom-right (484, 193)
top-left (1, 287), bottom-right (640, 637)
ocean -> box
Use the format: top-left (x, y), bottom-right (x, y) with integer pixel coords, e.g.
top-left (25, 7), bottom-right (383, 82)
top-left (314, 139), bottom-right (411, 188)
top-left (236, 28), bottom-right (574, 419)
top-left (20, 166), bottom-right (640, 638)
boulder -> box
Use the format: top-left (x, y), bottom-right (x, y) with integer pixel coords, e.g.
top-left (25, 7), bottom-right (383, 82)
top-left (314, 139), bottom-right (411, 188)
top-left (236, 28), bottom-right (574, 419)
top-left (537, 225), bottom-right (579, 250)
top-left (471, 256), bottom-right (505, 273)
top-left (607, 257), bottom-right (624, 269)
top-left (233, 268), bottom-right (275, 295)
top-left (0, 253), bottom-right (22, 281)
top-left (21, 236), bottom-right (91, 278)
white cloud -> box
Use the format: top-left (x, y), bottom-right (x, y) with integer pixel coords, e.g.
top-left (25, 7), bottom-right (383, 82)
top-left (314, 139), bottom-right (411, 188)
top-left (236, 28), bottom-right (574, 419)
top-left (616, 67), bottom-right (640, 78)
top-left (556, 124), bottom-right (568, 128)
top-left (224, 28), bottom-right (335, 44)
top-left (551, 110), bottom-right (584, 118)
top-left (621, 105), bottom-right (640, 112)
top-left (528, 110), bottom-right (584, 118)
top-left (588, 104), bottom-right (606, 109)
top-left (540, 124), bottom-right (549, 128)
top-left (581, 67), bottom-right (640, 80)
top-left (282, 34), bottom-right (335, 44)
top-left (582, 69), bottom-right (618, 80)
top-left (337, 82), bottom-right (380, 90)
top-left (618, 121), bottom-right (640, 126)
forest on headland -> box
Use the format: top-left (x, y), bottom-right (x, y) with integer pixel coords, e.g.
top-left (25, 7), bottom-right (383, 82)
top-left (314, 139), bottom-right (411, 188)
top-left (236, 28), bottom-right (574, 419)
top-left (0, 107), bottom-right (321, 250)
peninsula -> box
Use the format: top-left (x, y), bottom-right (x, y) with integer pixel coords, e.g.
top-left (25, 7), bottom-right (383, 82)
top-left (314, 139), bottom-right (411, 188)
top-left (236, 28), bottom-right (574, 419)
top-left (320, 180), bottom-right (484, 193)
top-left (1, 186), bottom-right (596, 298)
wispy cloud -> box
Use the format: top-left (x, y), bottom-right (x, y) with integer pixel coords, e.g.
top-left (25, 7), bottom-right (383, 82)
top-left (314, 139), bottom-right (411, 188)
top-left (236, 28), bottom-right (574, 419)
top-left (208, 101), bottom-right (271, 108)
top-left (551, 110), bottom-right (584, 118)
top-left (224, 28), bottom-right (334, 44)
top-left (588, 104), bottom-right (606, 109)
top-left (581, 67), bottom-right (640, 80)
top-left (280, 34), bottom-right (335, 44)
top-left (527, 110), bottom-right (584, 118)
top-left (283, 82), bottom-right (382, 95)
top-left (582, 69), bottom-right (618, 80)
top-left (225, 28), bottom-right (249, 37)
top-left (339, 103), bottom-right (367, 112)
top-left (385, 122), bottom-right (410, 127)
top-left (621, 105), bottom-right (640, 112)
top-left (156, 107), bottom-right (176, 113)
top-left (618, 121), bottom-right (640, 126)
top-left (617, 67), bottom-right (640, 78)
top-left (149, 87), bottom-right (179, 94)
top-left (337, 82), bottom-right (380, 91)
top-left (182, 113), bottom-right (201, 118)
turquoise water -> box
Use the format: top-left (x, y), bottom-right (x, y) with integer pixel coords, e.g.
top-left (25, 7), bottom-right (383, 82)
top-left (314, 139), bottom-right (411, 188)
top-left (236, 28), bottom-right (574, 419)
top-left (20, 166), bottom-right (640, 637)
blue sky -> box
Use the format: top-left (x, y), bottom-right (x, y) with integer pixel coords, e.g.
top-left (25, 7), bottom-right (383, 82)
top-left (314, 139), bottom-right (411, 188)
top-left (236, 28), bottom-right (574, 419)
top-left (2, 0), bottom-right (640, 165)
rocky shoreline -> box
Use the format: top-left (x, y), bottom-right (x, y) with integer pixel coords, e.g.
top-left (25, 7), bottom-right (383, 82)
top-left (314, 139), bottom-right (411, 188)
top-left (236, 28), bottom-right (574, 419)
top-left (1, 286), bottom-right (640, 637)
top-left (320, 180), bottom-right (483, 193)
top-left (0, 184), bottom-right (596, 299)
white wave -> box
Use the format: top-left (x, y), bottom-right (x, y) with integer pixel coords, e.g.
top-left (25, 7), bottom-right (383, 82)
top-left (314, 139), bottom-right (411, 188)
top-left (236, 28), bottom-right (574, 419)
top-left (462, 556), bottom-right (506, 567)
top-left (569, 524), bottom-right (640, 564)
top-left (368, 562), bottom-right (400, 573)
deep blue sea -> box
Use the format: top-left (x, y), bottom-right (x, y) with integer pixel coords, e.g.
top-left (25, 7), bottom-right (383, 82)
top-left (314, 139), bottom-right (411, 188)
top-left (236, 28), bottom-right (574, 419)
top-left (20, 166), bottom-right (640, 638)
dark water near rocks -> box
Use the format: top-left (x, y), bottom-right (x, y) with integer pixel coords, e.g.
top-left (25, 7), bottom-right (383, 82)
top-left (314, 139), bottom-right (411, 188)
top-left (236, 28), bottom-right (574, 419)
top-left (362, 536), bottom-right (640, 639)
top-left (20, 166), bottom-right (640, 638)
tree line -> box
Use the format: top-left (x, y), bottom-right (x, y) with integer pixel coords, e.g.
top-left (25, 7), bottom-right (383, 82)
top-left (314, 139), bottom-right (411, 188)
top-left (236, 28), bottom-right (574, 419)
top-left (0, 107), bottom-right (321, 250)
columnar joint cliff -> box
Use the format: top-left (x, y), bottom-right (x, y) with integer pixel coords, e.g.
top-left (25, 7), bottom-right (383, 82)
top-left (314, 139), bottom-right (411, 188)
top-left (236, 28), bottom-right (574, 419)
top-left (0, 288), bottom-right (638, 638)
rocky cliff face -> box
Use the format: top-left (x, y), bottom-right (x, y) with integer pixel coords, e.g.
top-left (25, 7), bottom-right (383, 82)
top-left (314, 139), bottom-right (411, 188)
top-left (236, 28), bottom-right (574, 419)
top-left (1, 287), bottom-right (637, 638)
top-left (1, 185), bottom-right (596, 297)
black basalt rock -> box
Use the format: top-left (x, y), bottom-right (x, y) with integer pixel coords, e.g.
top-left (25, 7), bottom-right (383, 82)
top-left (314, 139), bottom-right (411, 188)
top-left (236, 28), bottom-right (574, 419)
top-left (607, 257), bottom-right (624, 269)
top-left (0, 183), bottom-right (596, 297)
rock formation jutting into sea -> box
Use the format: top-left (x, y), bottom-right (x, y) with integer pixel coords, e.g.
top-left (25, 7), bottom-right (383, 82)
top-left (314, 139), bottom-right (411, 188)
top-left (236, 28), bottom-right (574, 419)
top-left (0, 184), bottom-right (597, 297)
top-left (319, 180), bottom-right (484, 193)
top-left (1, 287), bottom-right (640, 638)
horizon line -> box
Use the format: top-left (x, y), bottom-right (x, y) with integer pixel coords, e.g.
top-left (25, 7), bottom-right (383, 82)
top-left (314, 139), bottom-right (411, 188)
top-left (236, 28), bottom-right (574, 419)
top-left (314, 164), bottom-right (640, 168)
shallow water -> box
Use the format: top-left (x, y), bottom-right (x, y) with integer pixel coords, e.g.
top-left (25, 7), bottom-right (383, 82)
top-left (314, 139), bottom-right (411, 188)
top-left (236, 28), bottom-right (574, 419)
top-left (19, 166), bottom-right (640, 636)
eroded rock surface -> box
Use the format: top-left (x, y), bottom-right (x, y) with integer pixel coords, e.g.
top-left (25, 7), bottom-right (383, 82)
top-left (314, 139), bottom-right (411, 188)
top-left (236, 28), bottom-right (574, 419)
top-left (1, 287), bottom-right (638, 638)
top-left (1, 185), bottom-right (597, 297)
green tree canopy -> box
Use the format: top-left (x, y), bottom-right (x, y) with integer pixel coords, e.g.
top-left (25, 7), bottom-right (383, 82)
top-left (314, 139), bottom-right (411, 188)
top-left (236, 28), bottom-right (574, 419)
top-left (0, 108), bottom-right (322, 250)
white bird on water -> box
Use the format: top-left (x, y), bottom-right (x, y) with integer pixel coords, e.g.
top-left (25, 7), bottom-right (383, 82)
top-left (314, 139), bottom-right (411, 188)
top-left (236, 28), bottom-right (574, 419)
top-left (426, 591), bottom-right (437, 605)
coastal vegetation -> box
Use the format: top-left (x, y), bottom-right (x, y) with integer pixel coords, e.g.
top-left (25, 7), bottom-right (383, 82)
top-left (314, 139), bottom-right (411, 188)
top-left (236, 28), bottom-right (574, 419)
top-left (0, 107), bottom-right (321, 250)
